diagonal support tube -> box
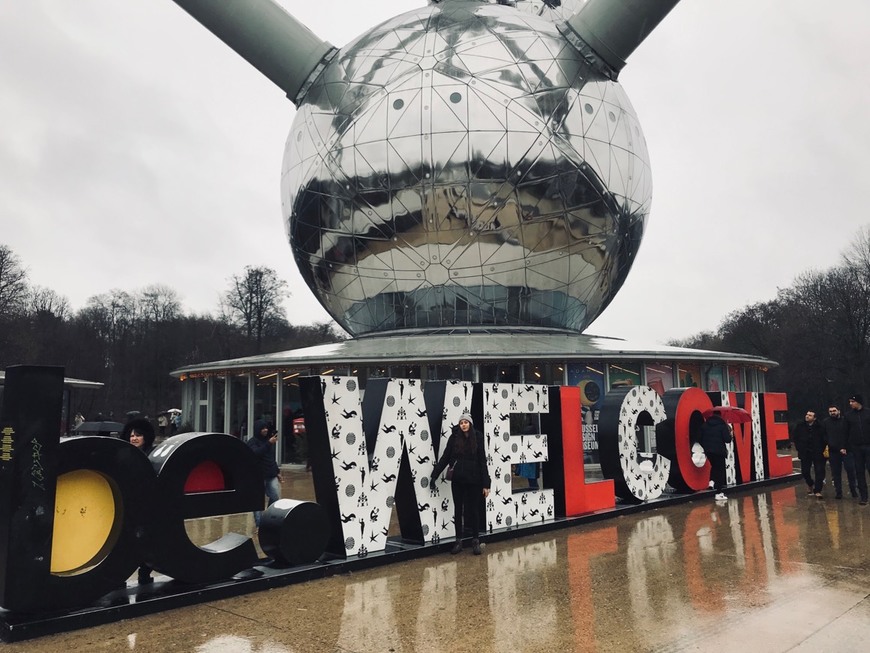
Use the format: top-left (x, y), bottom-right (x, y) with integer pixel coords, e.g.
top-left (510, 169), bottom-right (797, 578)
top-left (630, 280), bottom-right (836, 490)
top-left (172, 0), bottom-right (336, 104)
top-left (565, 0), bottom-right (681, 75)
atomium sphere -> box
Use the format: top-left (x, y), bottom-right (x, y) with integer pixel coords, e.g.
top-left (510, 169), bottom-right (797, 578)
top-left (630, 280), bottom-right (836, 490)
top-left (513, 0), bottom-right (588, 23)
top-left (283, 0), bottom-right (651, 336)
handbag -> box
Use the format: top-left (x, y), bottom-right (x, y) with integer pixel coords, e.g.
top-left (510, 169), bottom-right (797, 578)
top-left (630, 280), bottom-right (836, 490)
top-left (445, 463), bottom-right (455, 481)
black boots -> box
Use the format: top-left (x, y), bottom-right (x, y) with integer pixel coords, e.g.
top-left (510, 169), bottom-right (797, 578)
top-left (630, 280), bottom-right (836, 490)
top-left (138, 567), bottom-right (153, 584)
top-left (450, 539), bottom-right (482, 555)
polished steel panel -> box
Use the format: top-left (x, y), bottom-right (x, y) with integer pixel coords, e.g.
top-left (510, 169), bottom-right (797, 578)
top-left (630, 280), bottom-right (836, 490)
top-left (514, 0), bottom-right (588, 23)
top-left (284, 1), bottom-right (652, 335)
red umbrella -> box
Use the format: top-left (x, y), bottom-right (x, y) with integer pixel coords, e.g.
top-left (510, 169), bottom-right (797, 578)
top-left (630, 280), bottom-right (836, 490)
top-left (703, 405), bottom-right (751, 423)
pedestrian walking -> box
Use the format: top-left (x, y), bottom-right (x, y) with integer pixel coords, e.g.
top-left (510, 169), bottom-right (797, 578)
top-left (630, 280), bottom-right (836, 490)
top-left (790, 410), bottom-right (827, 497)
top-left (824, 404), bottom-right (858, 499)
top-left (247, 419), bottom-right (282, 528)
top-left (843, 394), bottom-right (870, 506)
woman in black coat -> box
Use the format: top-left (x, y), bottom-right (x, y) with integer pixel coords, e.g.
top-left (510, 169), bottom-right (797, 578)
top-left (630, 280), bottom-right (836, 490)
top-left (121, 418), bottom-right (157, 584)
top-left (431, 413), bottom-right (491, 555)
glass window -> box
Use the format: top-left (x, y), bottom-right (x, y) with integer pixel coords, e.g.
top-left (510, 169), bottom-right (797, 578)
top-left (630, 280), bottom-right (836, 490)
top-left (229, 374), bottom-right (248, 438)
top-left (704, 365), bottom-right (725, 392)
top-left (750, 368), bottom-right (768, 392)
top-left (479, 363), bottom-right (520, 383)
top-left (211, 377), bottom-right (226, 434)
top-left (745, 368), bottom-right (758, 391)
top-left (644, 363), bottom-right (674, 396)
top-left (368, 365), bottom-right (389, 379)
top-left (608, 362), bottom-right (641, 389)
top-left (392, 365), bottom-right (421, 379)
top-left (427, 364), bottom-right (475, 381)
top-left (522, 362), bottom-right (560, 385)
top-left (181, 379), bottom-right (197, 432)
top-left (254, 372), bottom-right (278, 430)
top-left (198, 403), bottom-right (207, 433)
top-left (727, 366), bottom-right (744, 392)
top-left (281, 371), bottom-right (305, 417)
top-left (677, 363), bottom-right (701, 388)
top-left (281, 370), bottom-right (306, 464)
top-left (198, 378), bottom-right (208, 400)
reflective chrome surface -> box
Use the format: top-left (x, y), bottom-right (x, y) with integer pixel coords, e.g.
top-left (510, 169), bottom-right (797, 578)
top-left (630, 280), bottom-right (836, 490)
top-left (283, 0), bottom-right (651, 336)
top-left (514, 0), bottom-right (588, 23)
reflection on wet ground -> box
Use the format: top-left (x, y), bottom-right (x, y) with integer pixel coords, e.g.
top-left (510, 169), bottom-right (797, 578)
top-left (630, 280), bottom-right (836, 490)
top-left (11, 473), bottom-right (870, 652)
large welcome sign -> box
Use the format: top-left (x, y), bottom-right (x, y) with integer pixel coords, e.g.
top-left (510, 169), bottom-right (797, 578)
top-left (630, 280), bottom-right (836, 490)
top-left (0, 366), bottom-right (791, 621)
top-left (301, 375), bottom-right (792, 559)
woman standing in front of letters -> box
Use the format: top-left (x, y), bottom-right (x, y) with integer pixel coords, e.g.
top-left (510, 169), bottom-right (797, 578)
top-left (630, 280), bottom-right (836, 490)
top-left (121, 418), bottom-right (157, 584)
top-left (431, 413), bottom-right (491, 555)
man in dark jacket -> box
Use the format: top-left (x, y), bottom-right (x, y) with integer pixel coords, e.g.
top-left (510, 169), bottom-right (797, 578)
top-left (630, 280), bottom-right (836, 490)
top-left (790, 410), bottom-right (827, 497)
top-left (700, 413), bottom-right (731, 501)
top-left (247, 419), bottom-right (282, 527)
top-left (825, 404), bottom-right (857, 499)
top-left (843, 394), bottom-right (870, 505)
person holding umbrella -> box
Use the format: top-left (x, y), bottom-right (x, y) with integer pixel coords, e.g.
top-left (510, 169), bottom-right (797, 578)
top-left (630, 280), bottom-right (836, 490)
top-left (157, 412), bottom-right (169, 439)
top-left (700, 408), bottom-right (733, 501)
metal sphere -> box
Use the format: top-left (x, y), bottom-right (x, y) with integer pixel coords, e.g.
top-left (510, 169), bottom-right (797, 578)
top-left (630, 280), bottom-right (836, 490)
top-left (513, 0), bottom-right (589, 23)
top-left (283, 1), bottom-right (651, 336)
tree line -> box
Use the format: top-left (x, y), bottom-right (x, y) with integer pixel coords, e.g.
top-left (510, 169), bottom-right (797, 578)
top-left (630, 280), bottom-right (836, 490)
top-left (670, 226), bottom-right (870, 417)
top-left (5, 225), bottom-right (869, 424)
top-left (0, 243), bottom-right (343, 421)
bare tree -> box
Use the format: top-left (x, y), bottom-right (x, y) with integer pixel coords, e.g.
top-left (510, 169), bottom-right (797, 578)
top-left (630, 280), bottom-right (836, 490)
top-left (842, 225), bottom-right (870, 278)
top-left (137, 284), bottom-right (181, 323)
top-left (28, 286), bottom-right (71, 320)
top-left (0, 244), bottom-right (28, 315)
top-left (222, 266), bottom-right (289, 352)
top-left (717, 299), bottom-right (784, 358)
top-left (80, 290), bottom-right (135, 370)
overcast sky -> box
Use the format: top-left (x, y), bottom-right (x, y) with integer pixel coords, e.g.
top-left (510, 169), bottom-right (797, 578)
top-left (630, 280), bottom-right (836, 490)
top-left (1, 0), bottom-right (868, 346)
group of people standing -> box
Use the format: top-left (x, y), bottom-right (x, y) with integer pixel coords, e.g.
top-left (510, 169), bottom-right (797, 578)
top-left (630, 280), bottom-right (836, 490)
top-left (791, 394), bottom-right (870, 503)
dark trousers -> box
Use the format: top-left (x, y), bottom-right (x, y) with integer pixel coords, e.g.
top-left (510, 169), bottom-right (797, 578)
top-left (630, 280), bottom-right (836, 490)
top-left (798, 450), bottom-right (826, 492)
top-left (852, 445), bottom-right (870, 501)
top-left (708, 452), bottom-right (727, 492)
top-left (451, 481), bottom-right (481, 539)
top-left (828, 449), bottom-right (857, 496)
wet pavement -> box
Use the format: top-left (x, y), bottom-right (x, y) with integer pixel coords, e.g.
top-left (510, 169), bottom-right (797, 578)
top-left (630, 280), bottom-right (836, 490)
top-left (6, 473), bottom-right (870, 652)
